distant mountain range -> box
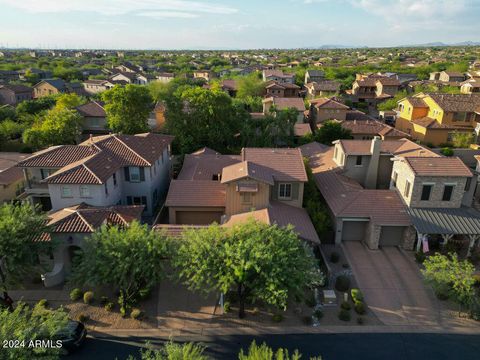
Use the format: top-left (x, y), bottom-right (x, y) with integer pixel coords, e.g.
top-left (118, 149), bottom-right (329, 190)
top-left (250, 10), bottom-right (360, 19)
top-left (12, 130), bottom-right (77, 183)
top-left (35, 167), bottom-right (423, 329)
top-left (307, 41), bottom-right (480, 49)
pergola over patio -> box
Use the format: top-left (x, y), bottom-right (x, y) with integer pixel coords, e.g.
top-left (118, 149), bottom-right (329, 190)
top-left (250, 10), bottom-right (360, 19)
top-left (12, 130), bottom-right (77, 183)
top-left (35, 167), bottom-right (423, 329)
top-left (408, 207), bottom-right (480, 256)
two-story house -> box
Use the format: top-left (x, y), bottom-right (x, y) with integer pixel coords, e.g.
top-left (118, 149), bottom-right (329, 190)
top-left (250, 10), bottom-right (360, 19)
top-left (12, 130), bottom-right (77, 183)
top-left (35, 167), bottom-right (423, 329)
top-left (304, 81), bottom-right (341, 99)
top-left (309, 97), bottom-right (350, 124)
top-left (391, 156), bottom-right (480, 254)
top-left (301, 136), bottom-right (480, 252)
top-left (262, 97), bottom-right (306, 123)
top-left (265, 81), bottom-right (300, 98)
top-left (304, 70), bottom-right (325, 84)
top-left (0, 84), bottom-right (32, 105)
top-left (395, 93), bottom-right (480, 146)
top-left (0, 152), bottom-right (30, 203)
top-left (165, 147), bottom-right (319, 244)
top-left (82, 79), bottom-right (115, 94)
top-left (430, 71), bottom-right (466, 83)
top-left (461, 79), bottom-right (480, 94)
top-left (16, 133), bottom-right (174, 217)
top-left (33, 79), bottom-right (85, 98)
top-left (75, 101), bottom-right (108, 137)
top-left (193, 70), bottom-right (215, 82)
top-left (347, 74), bottom-right (399, 104)
top-left (262, 69), bottom-right (295, 84)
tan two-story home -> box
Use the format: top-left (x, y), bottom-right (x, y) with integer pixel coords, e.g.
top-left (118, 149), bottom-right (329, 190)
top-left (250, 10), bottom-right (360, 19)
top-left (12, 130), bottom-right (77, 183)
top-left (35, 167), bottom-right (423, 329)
top-left (166, 147), bottom-right (319, 244)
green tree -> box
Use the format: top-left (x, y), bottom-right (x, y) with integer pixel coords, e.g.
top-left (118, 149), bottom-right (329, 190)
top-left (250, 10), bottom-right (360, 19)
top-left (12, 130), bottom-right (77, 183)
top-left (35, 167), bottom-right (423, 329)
top-left (377, 90), bottom-right (407, 111)
top-left (54, 93), bottom-right (85, 110)
top-left (70, 222), bottom-right (170, 315)
top-left (314, 120), bottom-right (352, 145)
top-left (451, 132), bottom-right (474, 148)
top-left (0, 303), bottom-right (71, 360)
top-left (0, 203), bottom-right (50, 296)
top-left (239, 341), bottom-right (322, 360)
top-left (165, 87), bottom-right (247, 154)
top-left (236, 74), bottom-right (265, 99)
top-left (23, 107), bottom-right (82, 149)
top-left (16, 96), bottom-right (57, 115)
top-left (175, 221), bottom-right (323, 318)
top-left (422, 253), bottom-right (476, 307)
top-left (101, 84), bottom-right (153, 134)
top-left (127, 341), bottom-right (209, 360)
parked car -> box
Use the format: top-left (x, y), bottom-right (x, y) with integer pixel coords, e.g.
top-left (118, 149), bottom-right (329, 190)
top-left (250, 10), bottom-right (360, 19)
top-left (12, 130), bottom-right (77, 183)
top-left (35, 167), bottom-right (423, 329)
top-left (57, 320), bottom-right (87, 355)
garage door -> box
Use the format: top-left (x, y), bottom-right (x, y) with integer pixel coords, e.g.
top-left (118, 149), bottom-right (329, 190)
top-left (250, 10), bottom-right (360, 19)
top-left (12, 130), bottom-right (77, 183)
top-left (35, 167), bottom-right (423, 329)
top-left (379, 226), bottom-right (405, 247)
top-left (342, 221), bottom-right (368, 241)
top-left (176, 211), bottom-right (223, 225)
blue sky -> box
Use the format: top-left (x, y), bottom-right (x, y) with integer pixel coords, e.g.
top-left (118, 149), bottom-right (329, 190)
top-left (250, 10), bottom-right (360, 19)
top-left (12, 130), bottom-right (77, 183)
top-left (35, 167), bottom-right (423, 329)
top-left (0, 0), bottom-right (479, 49)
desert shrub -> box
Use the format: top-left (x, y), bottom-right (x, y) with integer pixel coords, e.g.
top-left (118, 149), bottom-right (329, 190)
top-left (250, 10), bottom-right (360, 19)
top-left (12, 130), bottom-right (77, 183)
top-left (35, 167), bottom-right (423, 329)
top-left (351, 288), bottom-right (364, 303)
top-left (83, 291), bottom-right (94, 304)
top-left (272, 313), bottom-right (283, 323)
top-left (78, 314), bottom-right (89, 323)
top-left (338, 309), bottom-right (351, 321)
top-left (130, 308), bottom-right (143, 320)
top-left (354, 302), bottom-right (367, 315)
top-left (105, 302), bottom-right (115, 312)
top-left (335, 275), bottom-right (351, 292)
top-left (330, 252), bottom-right (340, 263)
top-left (70, 288), bottom-right (83, 301)
top-left (440, 147), bottom-right (454, 156)
top-left (340, 301), bottom-right (351, 311)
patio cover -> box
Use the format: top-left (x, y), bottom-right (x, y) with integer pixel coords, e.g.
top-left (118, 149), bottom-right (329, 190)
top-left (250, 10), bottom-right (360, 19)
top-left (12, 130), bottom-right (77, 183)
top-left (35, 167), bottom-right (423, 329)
top-left (407, 207), bottom-right (480, 235)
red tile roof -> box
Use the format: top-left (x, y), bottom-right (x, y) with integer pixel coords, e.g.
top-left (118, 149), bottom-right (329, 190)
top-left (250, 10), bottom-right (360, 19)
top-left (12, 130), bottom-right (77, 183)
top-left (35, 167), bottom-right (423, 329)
top-left (222, 201), bottom-right (320, 244)
top-left (166, 180), bottom-right (226, 207)
top-left (18, 133), bottom-right (173, 185)
top-left (310, 97), bottom-right (349, 109)
top-left (76, 101), bottom-right (106, 118)
top-left (42, 204), bottom-right (143, 238)
top-left (403, 157), bottom-right (473, 177)
top-left (221, 161), bottom-right (275, 185)
top-left (242, 148), bottom-right (308, 182)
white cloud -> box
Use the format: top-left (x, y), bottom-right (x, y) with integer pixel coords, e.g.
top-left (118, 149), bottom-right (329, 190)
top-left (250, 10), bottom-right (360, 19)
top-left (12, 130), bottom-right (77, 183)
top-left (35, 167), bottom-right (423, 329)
top-left (0, 0), bottom-right (237, 16)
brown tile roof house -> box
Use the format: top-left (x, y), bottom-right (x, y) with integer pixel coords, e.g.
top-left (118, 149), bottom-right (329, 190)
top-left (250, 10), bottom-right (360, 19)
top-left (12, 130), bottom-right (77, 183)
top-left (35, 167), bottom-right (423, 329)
top-left (263, 97), bottom-right (305, 111)
top-left (306, 81), bottom-right (341, 92)
top-left (222, 201), bottom-right (320, 243)
top-left (427, 93), bottom-right (480, 112)
top-left (337, 138), bottom-right (438, 157)
top-left (76, 101), bottom-right (106, 118)
top-left (310, 98), bottom-right (349, 110)
top-left (17, 133), bottom-right (174, 185)
top-left (166, 147), bottom-right (316, 243)
top-left (338, 120), bottom-right (410, 139)
top-left (403, 157), bottom-right (473, 177)
top-left (38, 203), bottom-right (143, 241)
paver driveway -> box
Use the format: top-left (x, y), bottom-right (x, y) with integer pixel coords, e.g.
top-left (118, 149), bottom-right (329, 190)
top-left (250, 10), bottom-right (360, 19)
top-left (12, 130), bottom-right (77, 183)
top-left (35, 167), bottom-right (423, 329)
top-left (342, 242), bottom-right (442, 327)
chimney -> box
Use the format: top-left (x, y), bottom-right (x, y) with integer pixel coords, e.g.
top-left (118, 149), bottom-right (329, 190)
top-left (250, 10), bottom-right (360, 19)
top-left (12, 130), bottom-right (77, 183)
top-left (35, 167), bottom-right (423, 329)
top-left (365, 136), bottom-right (381, 189)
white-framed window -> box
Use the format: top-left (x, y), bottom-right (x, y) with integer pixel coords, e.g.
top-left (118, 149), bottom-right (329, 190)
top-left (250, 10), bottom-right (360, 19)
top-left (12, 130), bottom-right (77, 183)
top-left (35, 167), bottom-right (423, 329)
top-left (61, 186), bottom-right (72, 198)
top-left (130, 167), bottom-right (140, 182)
top-left (79, 185), bottom-right (90, 198)
top-left (278, 183), bottom-right (292, 200)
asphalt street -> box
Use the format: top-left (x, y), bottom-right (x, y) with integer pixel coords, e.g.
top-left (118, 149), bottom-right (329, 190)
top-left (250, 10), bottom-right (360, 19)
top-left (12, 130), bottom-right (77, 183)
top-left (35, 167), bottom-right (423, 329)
top-left (68, 333), bottom-right (480, 360)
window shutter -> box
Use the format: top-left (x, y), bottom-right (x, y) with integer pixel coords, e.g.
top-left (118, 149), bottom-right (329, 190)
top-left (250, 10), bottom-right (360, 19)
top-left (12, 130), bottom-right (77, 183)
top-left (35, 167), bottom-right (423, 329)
top-left (126, 196), bottom-right (132, 205)
top-left (124, 167), bottom-right (130, 182)
top-left (291, 183), bottom-right (299, 200)
top-left (140, 167), bottom-right (145, 181)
